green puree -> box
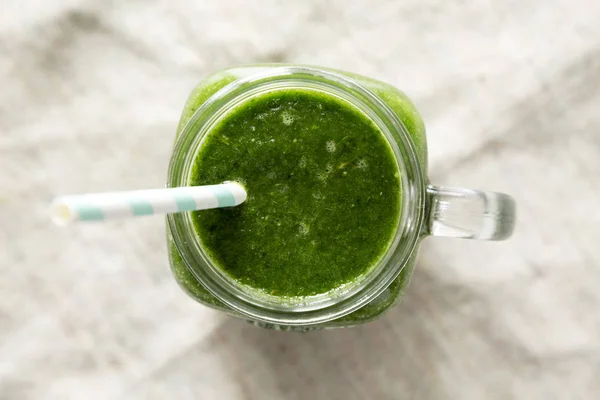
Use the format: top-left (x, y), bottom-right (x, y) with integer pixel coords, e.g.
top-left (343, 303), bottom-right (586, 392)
top-left (189, 89), bottom-right (401, 297)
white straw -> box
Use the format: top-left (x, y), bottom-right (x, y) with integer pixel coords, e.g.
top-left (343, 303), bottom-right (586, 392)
top-left (50, 182), bottom-right (247, 226)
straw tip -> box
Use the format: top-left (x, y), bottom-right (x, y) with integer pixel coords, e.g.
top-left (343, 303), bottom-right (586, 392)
top-left (50, 198), bottom-right (73, 226)
top-left (226, 181), bottom-right (248, 205)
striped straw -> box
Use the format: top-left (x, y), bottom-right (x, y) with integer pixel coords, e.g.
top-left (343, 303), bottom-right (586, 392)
top-left (50, 182), bottom-right (247, 226)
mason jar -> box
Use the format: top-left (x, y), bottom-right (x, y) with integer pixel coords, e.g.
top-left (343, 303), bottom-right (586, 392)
top-left (166, 65), bottom-right (515, 331)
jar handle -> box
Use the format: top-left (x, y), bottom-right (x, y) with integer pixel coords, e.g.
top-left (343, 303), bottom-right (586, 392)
top-left (425, 185), bottom-right (516, 240)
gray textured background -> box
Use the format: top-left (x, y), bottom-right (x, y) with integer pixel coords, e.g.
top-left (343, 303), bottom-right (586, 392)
top-left (1, 0), bottom-right (599, 399)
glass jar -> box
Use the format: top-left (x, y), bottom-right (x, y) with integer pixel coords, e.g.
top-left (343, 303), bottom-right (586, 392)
top-left (166, 65), bottom-right (515, 330)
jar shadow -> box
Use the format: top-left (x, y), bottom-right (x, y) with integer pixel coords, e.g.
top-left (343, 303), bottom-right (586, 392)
top-left (199, 262), bottom-right (486, 399)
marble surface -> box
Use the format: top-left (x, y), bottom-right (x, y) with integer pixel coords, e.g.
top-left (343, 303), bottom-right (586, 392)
top-left (1, 0), bottom-right (599, 398)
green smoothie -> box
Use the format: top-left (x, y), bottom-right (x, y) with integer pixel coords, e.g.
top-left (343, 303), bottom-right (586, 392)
top-left (190, 89), bottom-right (401, 297)
top-left (168, 65), bottom-right (428, 327)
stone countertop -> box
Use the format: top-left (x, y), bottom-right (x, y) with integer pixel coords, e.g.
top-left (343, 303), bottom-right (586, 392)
top-left (1, 1), bottom-right (599, 399)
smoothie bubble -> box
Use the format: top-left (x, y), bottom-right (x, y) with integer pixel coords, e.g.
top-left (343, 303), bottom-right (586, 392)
top-left (357, 159), bottom-right (368, 169)
top-left (324, 163), bottom-right (334, 174)
top-left (281, 111), bottom-right (294, 125)
top-left (326, 140), bottom-right (336, 153)
top-left (235, 177), bottom-right (247, 186)
top-left (299, 222), bottom-right (310, 235)
top-left (278, 184), bottom-right (289, 194)
top-left (299, 156), bottom-right (307, 168)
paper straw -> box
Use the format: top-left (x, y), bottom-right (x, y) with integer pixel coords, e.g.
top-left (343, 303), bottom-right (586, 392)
top-left (50, 182), bottom-right (247, 226)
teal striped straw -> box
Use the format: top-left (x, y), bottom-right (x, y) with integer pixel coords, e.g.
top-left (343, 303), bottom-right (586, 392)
top-left (50, 182), bottom-right (247, 225)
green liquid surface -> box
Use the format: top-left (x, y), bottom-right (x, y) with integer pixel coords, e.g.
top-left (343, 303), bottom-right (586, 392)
top-left (189, 89), bottom-right (401, 297)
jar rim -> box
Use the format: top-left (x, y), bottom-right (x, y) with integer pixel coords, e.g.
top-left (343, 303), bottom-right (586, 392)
top-left (167, 66), bottom-right (426, 326)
